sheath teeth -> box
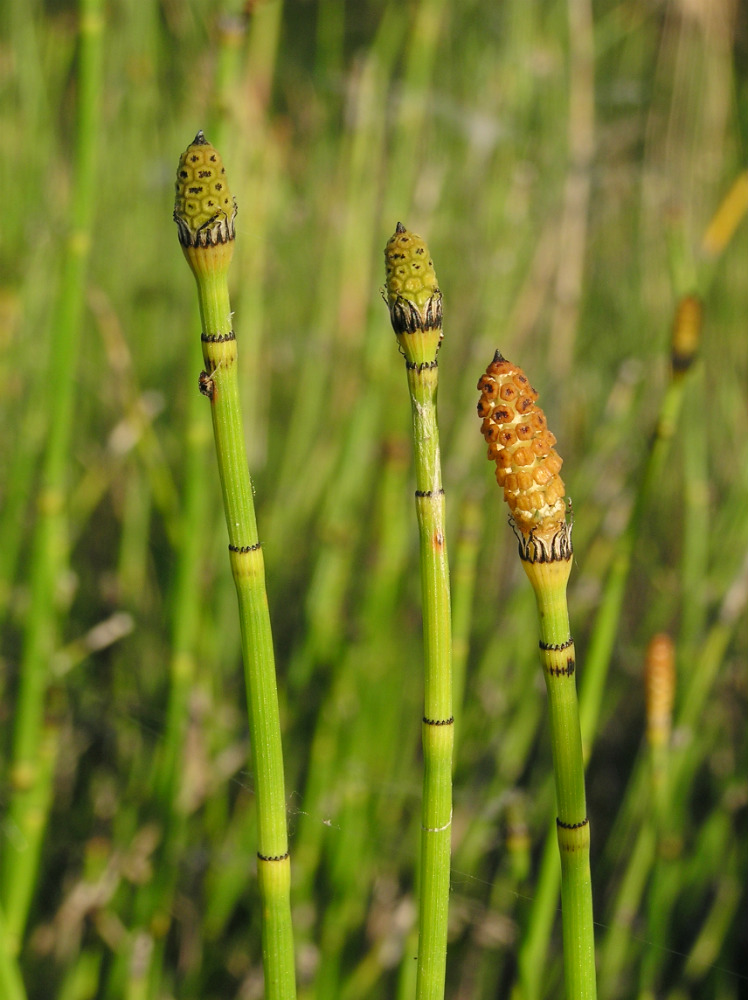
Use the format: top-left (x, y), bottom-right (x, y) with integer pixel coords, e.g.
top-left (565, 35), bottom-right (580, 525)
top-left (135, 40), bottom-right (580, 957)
top-left (383, 223), bottom-right (443, 365)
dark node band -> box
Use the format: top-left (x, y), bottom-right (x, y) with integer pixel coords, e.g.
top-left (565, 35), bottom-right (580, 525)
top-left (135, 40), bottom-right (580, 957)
top-left (415, 489), bottom-right (445, 498)
top-left (423, 716), bottom-right (454, 726)
top-left (557, 817), bottom-right (589, 830)
top-left (229, 543), bottom-right (261, 553)
top-left (388, 290), bottom-right (443, 336)
top-left (671, 352), bottom-right (695, 373)
top-left (176, 227), bottom-right (234, 249)
top-left (539, 638), bottom-right (573, 652)
top-left (174, 195), bottom-right (237, 249)
top-left (201, 330), bottom-right (236, 343)
top-left (510, 507), bottom-right (574, 565)
top-left (257, 851), bottom-right (290, 862)
top-left (405, 358), bottom-right (439, 371)
top-left (547, 658), bottom-right (576, 677)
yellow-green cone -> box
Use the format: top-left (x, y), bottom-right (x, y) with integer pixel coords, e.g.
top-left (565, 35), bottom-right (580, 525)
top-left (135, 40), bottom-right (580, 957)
top-left (174, 130), bottom-right (237, 249)
top-left (384, 222), bottom-right (443, 366)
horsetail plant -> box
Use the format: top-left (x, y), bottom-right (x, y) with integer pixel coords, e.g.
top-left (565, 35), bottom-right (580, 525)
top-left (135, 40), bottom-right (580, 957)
top-left (518, 288), bottom-right (705, 999)
top-left (384, 223), bottom-right (453, 1000)
top-left (477, 352), bottom-right (596, 1000)
top-left (174, 132), bottom-right (296, 1000)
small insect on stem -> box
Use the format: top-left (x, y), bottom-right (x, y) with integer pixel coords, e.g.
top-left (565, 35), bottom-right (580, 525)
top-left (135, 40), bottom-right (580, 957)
top-left (199, 360), bottom-right (223, 401)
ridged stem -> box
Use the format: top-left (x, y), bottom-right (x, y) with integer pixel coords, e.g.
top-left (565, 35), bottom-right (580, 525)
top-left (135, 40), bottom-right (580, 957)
top-left (185, 250), bottom-right (295, 999)
top-left (385, 223), bottom-right (453, 1000)
top-left (522, 555), bottom-right (596, 1000)
top-left (518, 301), bottom-right (702, 1000)
top-left (406, 361), bottom-right (454, 1000)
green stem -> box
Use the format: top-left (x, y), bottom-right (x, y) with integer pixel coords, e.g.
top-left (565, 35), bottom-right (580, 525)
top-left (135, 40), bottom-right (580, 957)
top-left (0, 903), bottom-right (26, 1000)
top-left (517, 827), bottom-right (561, 1000)
top-left (405, 361), bottom-right (453, 1000)
top-left (598, 821), bottom-right (656, 996)
top-left (175, 131), bottom-right (295, 998)
top-left (2, 0), bottom-right (103, 948)
top-left (519, 316), bottom-right (699, 998)
top-left (523, 556), bottom-right (596, 1000)
top-left (191, 266), bottom-right (295, 1000)
top-left (384, 223), bottom-right (453, 1000)
top-left (579, 359), bottom-right (694, 753)
top-left (151, 333), bottom-right (210, 810)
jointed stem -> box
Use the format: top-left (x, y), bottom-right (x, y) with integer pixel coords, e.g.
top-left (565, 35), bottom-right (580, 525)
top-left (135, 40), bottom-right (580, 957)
top-left (408, 363), bottom-right (453, 1000)
top-left (194, 269), bottom-right (294, 999)
top-left (409, 365), bottom-right (452, 720)
top-left (477, 355), bottom-right (596, 999)
top-left (176, 134), bottom-right (295, 999)
top-left (384, 224), bottom-right (453, 1000)
top-left (523, 556), bottom-right (596, 1000)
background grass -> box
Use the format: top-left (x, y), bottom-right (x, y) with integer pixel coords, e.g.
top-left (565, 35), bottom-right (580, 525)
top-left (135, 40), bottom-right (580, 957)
top-left (1, 1), bottom-right (747, 998)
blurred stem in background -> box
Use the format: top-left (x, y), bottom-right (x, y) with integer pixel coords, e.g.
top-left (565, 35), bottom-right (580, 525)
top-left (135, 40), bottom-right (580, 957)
top-left (1, 0), bottom-right (104, 957)
top-left (518, 165), bottom-right (747, 1000)
top-left (515, 300), bottom-right (700, 1000)
top-left (0, 902), bottom-right (26, 1000)
top-left (450, 495), bottom-right (482, 747)
top-left (548, 0), bottom-right (594, 383)
top-left (639, 633), bottom-right (676, 999)
top-left (384, 224), bottom-right (453, 1000)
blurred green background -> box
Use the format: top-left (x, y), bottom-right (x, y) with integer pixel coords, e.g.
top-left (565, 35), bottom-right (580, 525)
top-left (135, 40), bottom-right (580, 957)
top-left (1, 1), bottom-right (747, 998)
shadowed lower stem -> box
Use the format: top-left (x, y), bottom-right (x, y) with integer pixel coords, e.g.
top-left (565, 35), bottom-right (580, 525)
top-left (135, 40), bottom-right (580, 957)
top-left (174, 132), bottom-right (295, 1000)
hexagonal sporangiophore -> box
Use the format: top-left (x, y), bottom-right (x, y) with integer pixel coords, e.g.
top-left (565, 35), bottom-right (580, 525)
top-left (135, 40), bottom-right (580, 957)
top-left (174, 131), bottom-right (237, 248)
top-left (383, 223), bottom-right (443, 366)
top-left (477, 350), bottom-right (570, 559)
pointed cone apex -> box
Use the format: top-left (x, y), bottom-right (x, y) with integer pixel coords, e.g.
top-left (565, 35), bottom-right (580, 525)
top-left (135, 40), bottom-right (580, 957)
top-left (492, 349), bottom-right (506, 364)
top-left (174, 134), bottom-right (237, 248)
top-left (383, 224), bottom-right (443, 365)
